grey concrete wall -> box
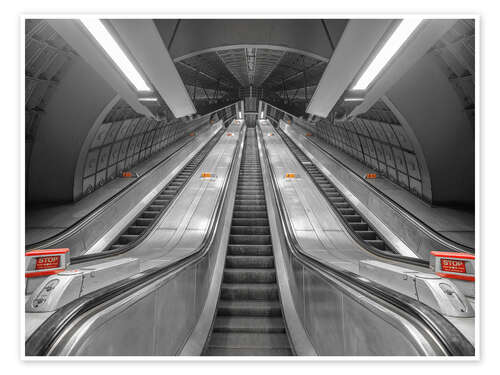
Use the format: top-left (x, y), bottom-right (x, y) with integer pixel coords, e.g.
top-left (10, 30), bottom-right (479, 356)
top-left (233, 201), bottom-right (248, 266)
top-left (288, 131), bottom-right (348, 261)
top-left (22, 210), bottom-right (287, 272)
top-left (28, 58), bottom-right (116, 203)
top-left (386, 53), bottom-right (474, 207)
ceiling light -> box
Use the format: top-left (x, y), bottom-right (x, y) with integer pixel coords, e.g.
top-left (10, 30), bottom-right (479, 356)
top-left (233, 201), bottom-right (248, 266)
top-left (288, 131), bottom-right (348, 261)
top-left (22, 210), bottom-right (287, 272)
top-left (344, 97), bottom-right (364, 102)
top-left (352, 18), bottom-right (423, 91)
top-left (81, 19), bottom-right (152, 92)
top-left (138, 97), bottom-right (158, 102)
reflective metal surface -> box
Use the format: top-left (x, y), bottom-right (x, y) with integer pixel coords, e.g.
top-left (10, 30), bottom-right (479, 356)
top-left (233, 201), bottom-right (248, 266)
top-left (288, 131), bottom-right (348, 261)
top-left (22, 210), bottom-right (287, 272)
top-left (26, 121), bottom-right (246, 356)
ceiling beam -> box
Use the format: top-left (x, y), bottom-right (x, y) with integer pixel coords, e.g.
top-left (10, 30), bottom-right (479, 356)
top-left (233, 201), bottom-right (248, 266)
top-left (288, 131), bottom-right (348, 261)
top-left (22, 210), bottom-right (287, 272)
top-left (109, 19), bottom-right (196, 118)
top-left (349, 19), bottom-right (457, 118)
top-left (305, 19), bottom-right (394, 118)
top-left (48, 19), bottom-right (154, 118)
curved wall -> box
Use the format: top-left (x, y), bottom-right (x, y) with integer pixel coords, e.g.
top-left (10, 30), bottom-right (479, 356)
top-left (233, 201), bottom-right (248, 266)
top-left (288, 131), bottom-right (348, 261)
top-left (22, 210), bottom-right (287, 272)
top-left (267, 102), bottom-right (430, 202)
top-left (28, 56), bottom-right (116, 204)
top-left (386, 53), bottom-right (474, 207)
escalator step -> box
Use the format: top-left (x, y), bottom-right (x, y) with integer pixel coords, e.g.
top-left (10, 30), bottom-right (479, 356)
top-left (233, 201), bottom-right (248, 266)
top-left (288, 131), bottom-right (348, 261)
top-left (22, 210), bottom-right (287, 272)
top-left (356, 231), bottom-right (377, 240)
top-left (217, 300), bottom-right (282, 316)
top-left (349, 222), bottom-right (369, 231)
top-left (366, 239), bottom-right (386, 250)
top-left (231, 218), bottom-right (269, 226)
top-left (230, 226), bottom-right (270, 235)
top-left (227, 245), bottom-right (273, 256)
top-left (220, 283), bottom-right (278, 300)
top-left (205, 335), bottom-right (292, 356)
top-left (229, 234), bottom-right (271, 245)
top-left (213, 316), bottom-right (285, 333)
top-left (225, 256), bottom-right (274, 269)
top-left (223, 269), bottom-right (276, 283)
top-left (126, 226), bottom-right (146, 235)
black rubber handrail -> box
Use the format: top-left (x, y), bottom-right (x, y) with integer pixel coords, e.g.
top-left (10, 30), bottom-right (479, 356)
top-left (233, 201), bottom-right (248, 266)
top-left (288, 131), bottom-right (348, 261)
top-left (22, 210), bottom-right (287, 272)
top-left (25, 126), bottom-right (247, 356)
top-left (26, 102), bottom-right (239, 251)
top-left (263, 101), bottom-right (474, 254)
top-left (274, 127), bottom-right (429, 268)
top-left (257, 126), bottom-right (474, 356)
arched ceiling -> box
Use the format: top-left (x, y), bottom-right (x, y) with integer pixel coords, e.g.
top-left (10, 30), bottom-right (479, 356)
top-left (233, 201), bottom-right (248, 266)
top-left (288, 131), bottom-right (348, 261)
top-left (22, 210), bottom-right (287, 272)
top-left (152, 19), bottom-right (347, 112)
top-left (174, 46), bottom-right (329, 110)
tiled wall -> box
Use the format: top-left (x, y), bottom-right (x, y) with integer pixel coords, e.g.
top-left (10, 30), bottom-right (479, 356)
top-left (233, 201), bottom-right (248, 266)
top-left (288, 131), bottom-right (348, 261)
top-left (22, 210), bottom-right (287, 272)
top-left (265, 101), bottom-right (428, 201)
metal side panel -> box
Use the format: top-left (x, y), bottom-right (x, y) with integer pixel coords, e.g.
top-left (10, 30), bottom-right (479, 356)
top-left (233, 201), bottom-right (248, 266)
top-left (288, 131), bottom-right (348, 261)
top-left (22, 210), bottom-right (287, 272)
top-left (256, 123), bottom-right (454, 356)
top-left (280, 121), bottom-right (471, 259)
top-left (260, 120), bottom-right (378, 273)
top-left (35, 122), bottom-right (245, 356)
top-left (121, 121), bottom-right (243, 268)
top-left (82, 122), bottom-right (223, 256)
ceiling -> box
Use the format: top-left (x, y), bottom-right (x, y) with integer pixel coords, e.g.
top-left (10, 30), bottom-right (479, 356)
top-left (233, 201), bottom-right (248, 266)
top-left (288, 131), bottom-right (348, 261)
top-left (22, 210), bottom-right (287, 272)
top-left (174, 47), bottom-right (329, 113)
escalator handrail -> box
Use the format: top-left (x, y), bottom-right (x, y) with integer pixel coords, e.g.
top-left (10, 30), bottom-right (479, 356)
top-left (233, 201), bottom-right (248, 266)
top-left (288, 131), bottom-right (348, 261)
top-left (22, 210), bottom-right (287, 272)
top-left (257, 125), bottom-right (475, 356)
top-left (25, 125), bottom-right (247, 356)
top-left (263, 101), bottom-right (474, 254)
top-left (275, 127), bottom-right (429, 267)
top-left (26, 102), bottom-right (239, 251)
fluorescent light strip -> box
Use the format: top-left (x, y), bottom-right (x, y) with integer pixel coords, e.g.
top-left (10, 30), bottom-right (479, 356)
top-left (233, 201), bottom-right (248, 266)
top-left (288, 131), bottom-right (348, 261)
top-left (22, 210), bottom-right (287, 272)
top-left (352, 18), bottom-right (423, 91)
top-left (138, 97), bottom-right (158, 102)
top-left (81, 19), bottom-right (152, 92)
top-left (344, 97), bottom-right (364, 102)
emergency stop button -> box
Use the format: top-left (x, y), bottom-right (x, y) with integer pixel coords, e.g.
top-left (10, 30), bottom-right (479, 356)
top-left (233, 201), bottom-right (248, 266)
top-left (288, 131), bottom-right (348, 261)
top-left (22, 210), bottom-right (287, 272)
top-left (430, 251), bottom-right (475, 282)
top-left (25, 248), bottom-right (70, 278)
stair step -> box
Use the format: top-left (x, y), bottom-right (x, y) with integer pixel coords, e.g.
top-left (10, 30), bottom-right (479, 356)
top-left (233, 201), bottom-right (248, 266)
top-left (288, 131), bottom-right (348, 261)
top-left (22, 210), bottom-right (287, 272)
top-left (229, 234), bottom-right (271, 245)
top-left (126, 226), bottom-right (146, 235)
top-left (225, 256), bottom-right (274, 269)
top-left (217, 300), bottom-right (282, 316)
top-left (357, 230), bottom-right (377, 240)
top-left (233, 205), bottom-right (267, 212)
top-left (231, 218), bottom-right (269, 226)
top-left (207, 332), bottom-right (290, 349)
top-left (230, 226), bottom-right (270, 235)
top-left (366, 239), bottom-right (386, 250)
top-left (233, 211), bottom-right (268, 219)
top-left (204, 347), bottom-right (292, 356)
top-left (117, 234), bottom-right (139, 244)
top-left (213, 316), bottom-right (285, 333)
top-left (227, 245), bottom-right (273, 256)
top-left (221, 283), bottom-right (278, 300)
top-left (350, 222), bottom-right (369, 231)
top-left (223, 269), bottom-right (276, 283)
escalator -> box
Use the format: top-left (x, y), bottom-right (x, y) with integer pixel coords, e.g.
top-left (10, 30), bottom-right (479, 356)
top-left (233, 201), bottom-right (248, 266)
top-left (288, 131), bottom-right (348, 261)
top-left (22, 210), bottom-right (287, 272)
top-left (24, 125), bottom-right (474, 357)
top-left (276, 127), bottom-right (429, 267)
top-left (70, 129), bottom-right (224, 264)
top-left (203, 127), bottom-right (292, 356)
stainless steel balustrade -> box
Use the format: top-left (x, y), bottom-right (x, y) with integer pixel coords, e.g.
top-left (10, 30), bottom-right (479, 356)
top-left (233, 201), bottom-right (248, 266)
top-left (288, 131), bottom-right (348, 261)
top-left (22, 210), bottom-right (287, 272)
top-left (25, 125), bottom-right (246, 356)
top-left (26, 103), bottom-right (240, 258)
top-left (263, 101), bottom-right (474, 258)
top-left (256, 123), bottom-right (474, 356)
